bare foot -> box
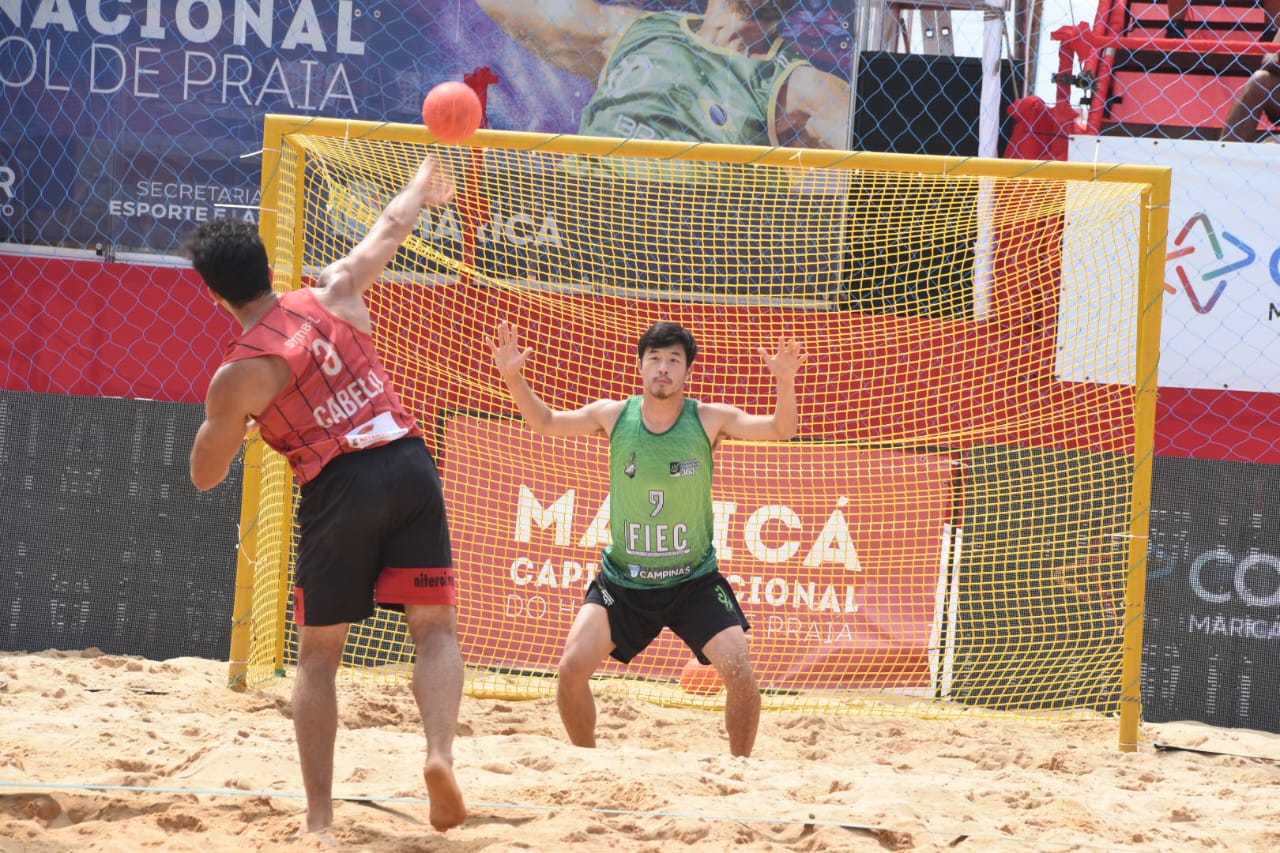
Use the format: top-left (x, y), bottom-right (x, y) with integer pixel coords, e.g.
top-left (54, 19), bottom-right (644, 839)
top-left (294, 818), bottom-right (336, 841)
top-left (424, 759), bottom-right (466, 832)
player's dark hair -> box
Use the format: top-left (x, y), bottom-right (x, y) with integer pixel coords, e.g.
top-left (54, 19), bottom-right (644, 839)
top-left (184, 218), bottom-right (272, 308)
top-left (637, 321), bottom-right (698, 365)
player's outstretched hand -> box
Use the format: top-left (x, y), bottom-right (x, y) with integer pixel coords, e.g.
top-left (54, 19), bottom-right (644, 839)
top-left (757, 337), bottom-right (807, 381)
top-left (488, 320), bottom-right (534, 379)
top-left (415, 156), bottom-right (456, 209)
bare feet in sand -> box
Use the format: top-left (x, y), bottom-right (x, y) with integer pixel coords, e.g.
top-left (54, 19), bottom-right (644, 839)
top-left (424, 758), bottom-right (466, 831)
top-left (295, 820), bottom-right (336, 842)
top-left (295, 803), bottom-right (334, 839)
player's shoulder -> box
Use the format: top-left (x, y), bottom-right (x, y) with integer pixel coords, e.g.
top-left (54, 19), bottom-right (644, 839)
top-left (311, 260), bottom-right (354, 301)
top-left (589, 397), bottom-right (628, 430)
top-left (693, 399), bottom-right (741, 427)
top-left (307, 275), bottom-right (373, 331)
top-left (207, 355), bottom-right (288, 409)
top-left (589, 397), bottom-right (628, 416)
top-left (215, 350), bottom-right (289, 383)
top-left (694, 399), bottom-right (740, 416)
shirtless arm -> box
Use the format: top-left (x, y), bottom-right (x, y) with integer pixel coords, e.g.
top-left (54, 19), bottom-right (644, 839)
top-left (312, 156), bottom-right (456, 332)
top-left (488, 320), bottom-right (623, 437)
top-left (190, 356), bottom-right (290, 490)
top-left (776, 66), bottom-right (853, 149)
top-left (473, 0), bottom-right (640, 80)
top-left (701, 338), bottom-right (806, 443)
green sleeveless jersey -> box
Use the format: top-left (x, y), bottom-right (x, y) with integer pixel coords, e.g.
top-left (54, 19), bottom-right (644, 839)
top-left (580, 12), bottom-right (809, 147)
top-left (601, 396), bottom-right (717, 589)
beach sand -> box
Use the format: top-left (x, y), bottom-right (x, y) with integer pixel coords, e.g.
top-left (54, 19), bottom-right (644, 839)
top-left (2, 649), bottom-right (1278, 851)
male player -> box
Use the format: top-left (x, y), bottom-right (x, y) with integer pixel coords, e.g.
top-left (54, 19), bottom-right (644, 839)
top-left (475, 0), bottom-right (851, 149)
top-left (185, 156), bottom-right (466, 835)
top-left (488, 319), bottom-right (806, 757)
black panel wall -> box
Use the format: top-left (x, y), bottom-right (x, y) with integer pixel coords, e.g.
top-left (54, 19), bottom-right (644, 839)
top-left (852, 52), bottom-right (1023, 157)
top-left (0, 391), bottom-right (242, 659)
top-left (1143, 456), bottom-right (1280, 732)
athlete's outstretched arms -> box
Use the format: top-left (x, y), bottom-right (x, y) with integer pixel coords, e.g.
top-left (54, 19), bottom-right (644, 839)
top-left (487, 320), bottom-right (622, 437)
top-left (701, 337), bottom-right (806, 443)
top-left (314, 157), bottom-right (455, 331)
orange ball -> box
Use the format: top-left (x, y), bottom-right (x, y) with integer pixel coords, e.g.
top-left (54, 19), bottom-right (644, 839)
top-left (421, 81), bottom-right (482, 144)
top-left (679, 658), bottom-right (723, 696)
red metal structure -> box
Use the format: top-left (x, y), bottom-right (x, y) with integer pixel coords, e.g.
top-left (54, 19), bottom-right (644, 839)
top-left (1007, 0), bottom-right (1278, 158)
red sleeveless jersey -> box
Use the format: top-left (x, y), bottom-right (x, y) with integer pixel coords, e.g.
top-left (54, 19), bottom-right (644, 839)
top-left (221, 288), bottom-right (422, 485)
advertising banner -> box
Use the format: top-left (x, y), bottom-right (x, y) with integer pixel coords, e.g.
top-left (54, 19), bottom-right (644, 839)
top-left (442, 412), bottom-right (954, 692)
top-left (1067, 136), bottom-right (1280, 393)
top-left (1, 0), bottom-right (484, 252)
top-left (1144, 455), bottom-right (1280, 732)
top-left (1, 1), bottom-right (855, 255)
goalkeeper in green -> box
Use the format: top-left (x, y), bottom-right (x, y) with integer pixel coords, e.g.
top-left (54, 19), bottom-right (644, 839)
top-left (489, 320), bottom-right (806, 757)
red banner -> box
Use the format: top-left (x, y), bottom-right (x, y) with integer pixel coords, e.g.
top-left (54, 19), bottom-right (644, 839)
top-left (443, 412), bottom-right (955, 692)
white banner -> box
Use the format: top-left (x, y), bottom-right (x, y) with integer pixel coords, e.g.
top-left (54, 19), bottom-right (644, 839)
top-left (1068, 136), bottom-right (1280, 393)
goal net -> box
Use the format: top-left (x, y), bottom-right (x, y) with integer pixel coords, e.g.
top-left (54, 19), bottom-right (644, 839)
top-left (231, 116), bottom-right (1169, 747)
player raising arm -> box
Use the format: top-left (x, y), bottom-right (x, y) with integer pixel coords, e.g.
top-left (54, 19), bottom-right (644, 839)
top-left (488, 319), bottom-right (806, 757)
top-left (185, 156), bottom-right (466, 835)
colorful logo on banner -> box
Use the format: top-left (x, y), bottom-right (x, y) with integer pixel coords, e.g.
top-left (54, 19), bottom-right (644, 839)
top-left (1164, 213), bottom-right (1257, 314)
top-left (1069, 135), bottom-right (1280, 392)
top-left (441, 413), bottom-right (953, 692)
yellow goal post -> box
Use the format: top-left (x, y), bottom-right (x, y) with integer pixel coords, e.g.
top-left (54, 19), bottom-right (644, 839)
top-left (228, 114), bottom-right (1170, 752)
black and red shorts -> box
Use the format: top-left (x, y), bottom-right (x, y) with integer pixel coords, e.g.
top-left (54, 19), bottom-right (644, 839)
top-left (292, 437), bottom-right (455, 627)
top-left (584, 570), bottom-right (749, 665)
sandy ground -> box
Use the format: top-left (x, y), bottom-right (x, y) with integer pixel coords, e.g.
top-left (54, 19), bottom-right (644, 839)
top-left (2, 649), bottom-right (1279, 852)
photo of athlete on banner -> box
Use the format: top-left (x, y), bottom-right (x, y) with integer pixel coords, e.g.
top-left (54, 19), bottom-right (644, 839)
top-left (475, 0), bottom-right (854, 148)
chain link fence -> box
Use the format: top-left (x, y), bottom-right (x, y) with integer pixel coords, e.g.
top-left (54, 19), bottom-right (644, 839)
top-left (2, 0), bottom-right (1277, 731)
